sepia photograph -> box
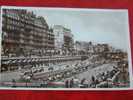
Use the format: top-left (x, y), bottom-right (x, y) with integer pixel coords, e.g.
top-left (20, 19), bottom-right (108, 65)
top-left (0, 6), bottom-right (133, 90)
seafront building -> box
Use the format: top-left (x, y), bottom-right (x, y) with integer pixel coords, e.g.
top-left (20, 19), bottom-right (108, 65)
top-left (53, 25), bottom-right (74, 55)
top-left (2, 9), bottom-right (54, 57)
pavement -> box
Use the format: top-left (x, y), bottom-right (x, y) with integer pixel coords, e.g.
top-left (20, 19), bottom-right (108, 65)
top-left (0, 71), bottom-right (21, 82)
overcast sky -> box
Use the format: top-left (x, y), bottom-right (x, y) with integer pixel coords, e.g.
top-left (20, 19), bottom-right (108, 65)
top-left (3, 7), bottom-right (130, 51)
top-left (28, 8), bottom-right (130, 51)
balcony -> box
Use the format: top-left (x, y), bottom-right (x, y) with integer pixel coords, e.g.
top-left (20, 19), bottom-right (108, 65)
top-left (4, 38), bottom-right (20, 44)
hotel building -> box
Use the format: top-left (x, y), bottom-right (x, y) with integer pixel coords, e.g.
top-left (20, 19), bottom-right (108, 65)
top-left (53, 25), bottom-right (74, 55)
top-left (2, 9), bottom-right (54, 56)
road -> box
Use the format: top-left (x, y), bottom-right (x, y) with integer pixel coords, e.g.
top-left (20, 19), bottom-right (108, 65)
top-left (63, 63), bottom-right (116, 85)
top-left (0, 60), bottom-right (80, 82)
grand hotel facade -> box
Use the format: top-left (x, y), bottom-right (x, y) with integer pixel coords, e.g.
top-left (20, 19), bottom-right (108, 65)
top-left (2, 9), bottom-right (54, 57)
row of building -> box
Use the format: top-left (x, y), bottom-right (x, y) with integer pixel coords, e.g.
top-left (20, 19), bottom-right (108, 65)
top-left (74, 41), bottom-right (116, 54)
top-left (2, 9), bottom-right (121, 57)
top-left (2, 9), bottom-right (74, 56)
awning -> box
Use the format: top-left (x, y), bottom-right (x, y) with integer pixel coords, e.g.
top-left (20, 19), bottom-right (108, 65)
top-left (23, 59), bottom-right (27, 63)
top-left (12, 60), bottom-right (17, 63)
top-left (32, 59), bottom-right (36, 62)
top-left (2, 60), bottom-right (12, 65)
top-left (27, 59), bottom-right (31, 63)
top-left (18, 60), bottom-right (22, 63)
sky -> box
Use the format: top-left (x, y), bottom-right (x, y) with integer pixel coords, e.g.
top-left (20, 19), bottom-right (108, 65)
top-left (3, 7), bottom-right (130, 51)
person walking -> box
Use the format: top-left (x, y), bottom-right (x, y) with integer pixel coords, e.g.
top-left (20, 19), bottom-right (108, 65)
top-left (90, 76), bottom-right (96, 88)
top-left (12, 79), bottom-right (16, 88)
top-left (70, 78), bottom-right (74, 88)
top-left (65, 80), bottom-right (69, 88)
